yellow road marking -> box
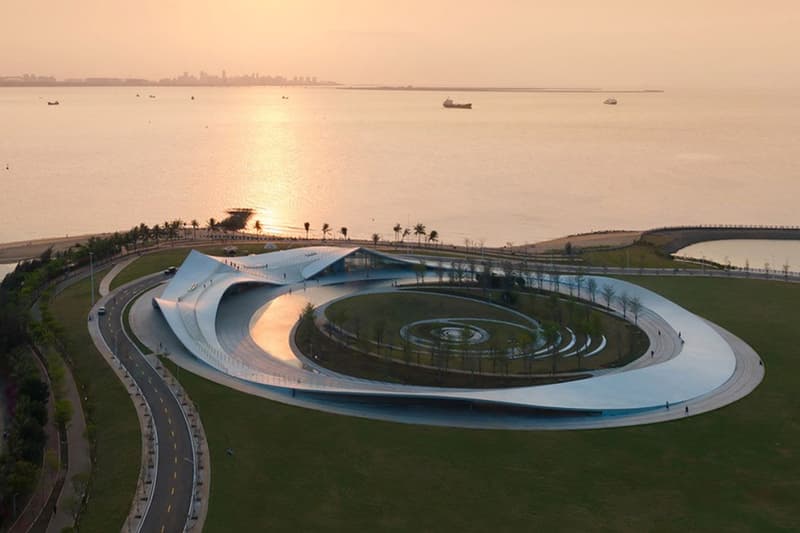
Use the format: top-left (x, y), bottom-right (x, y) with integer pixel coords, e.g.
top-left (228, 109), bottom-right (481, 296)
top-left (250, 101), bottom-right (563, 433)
top-left (171, 487), bottom-right (175, 495)
top-left (174, 456), bottom-right (177, 464)
top-left (168, 417), bottom-right (172, 425)
top-left (170, 430), bottom-right (174, 438)
top-left (173, 471), bottom-right (177, 479)
top-left (167, 504), bottom-right (172, 513)
top-left (161, 526), bottom-right (165, 533)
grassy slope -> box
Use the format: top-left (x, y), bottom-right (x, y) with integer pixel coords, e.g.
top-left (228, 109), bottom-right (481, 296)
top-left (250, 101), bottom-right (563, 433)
top-left (581, 243), bottom-right (701, 269)
top-left (50, 275), bottom-right (140, 532)
top-left (110, 243), bottom-right (292, 290)
top-left (166, 276), bottom-right (798, 532)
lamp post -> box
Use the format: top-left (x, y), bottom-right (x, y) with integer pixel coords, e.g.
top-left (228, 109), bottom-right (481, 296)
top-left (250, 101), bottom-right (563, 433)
top-left (89, 251), bottom-right (95, 308)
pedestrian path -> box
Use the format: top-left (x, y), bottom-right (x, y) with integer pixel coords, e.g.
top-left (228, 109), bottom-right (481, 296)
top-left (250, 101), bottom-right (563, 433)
top-left (131, 272), bottom-right (764, 430)
top-left (98, 255), bottom-right (138, 297)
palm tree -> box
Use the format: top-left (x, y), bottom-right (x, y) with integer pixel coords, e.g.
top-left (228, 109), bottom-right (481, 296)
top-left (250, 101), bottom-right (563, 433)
top-left (171, 219), bottom-right (183, 239)
top-left (401, 227), bottom-right (410, 242)
top-left (138, 222), bottom-right (149, 242)
top-left (206, 217), bottom-right (217, 232)
top-left (254, 220), bottom-right (263, 237)
top-left (304, 221), bottom-right (310, 240)
top-left (372, 233), bottom-right (380, 246)
top-left (321, 223), bottom-right (331, 241)
top-left (413, 223), bottom-right (426, 246)
top-left (340, 227), bottom-right (348, 240)
top-left (191, 219), bottom-right (199, 240)
top-left (428, 230), bottom-right (439, 246)
top-left (151, 224), bottom-right (162, 244)
top-left (393, 223), bottom-right (402, 243)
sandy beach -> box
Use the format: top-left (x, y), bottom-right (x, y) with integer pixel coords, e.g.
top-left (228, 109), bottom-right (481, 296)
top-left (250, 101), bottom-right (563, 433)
top-left (0, 233), bottom-right (113, 263)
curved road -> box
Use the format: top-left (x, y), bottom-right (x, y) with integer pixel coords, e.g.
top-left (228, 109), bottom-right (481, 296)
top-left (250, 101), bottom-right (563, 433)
top-left (94, 275), bottom-right (194, 533)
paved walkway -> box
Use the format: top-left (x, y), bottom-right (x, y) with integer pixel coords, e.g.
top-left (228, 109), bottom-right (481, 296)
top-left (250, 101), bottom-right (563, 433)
top-left (45, 352), bottom-right (91, 533)
top-left (98, 255), bottom-right (138, 297)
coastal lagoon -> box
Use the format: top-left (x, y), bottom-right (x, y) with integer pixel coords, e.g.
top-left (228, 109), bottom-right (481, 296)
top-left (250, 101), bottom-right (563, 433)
top-left (675, 239), bottom-right (800, 272)
top-left (1, 87), bottom-right (799, 246)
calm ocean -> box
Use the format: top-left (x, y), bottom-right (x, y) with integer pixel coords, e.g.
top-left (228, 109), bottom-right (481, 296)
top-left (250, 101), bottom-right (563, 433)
top-left (1, 86), bottom-right (798, 246)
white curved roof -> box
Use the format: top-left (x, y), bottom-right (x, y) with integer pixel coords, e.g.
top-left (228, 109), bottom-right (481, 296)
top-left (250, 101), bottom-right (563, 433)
top-left (155, 247), bottom-right (744, 414)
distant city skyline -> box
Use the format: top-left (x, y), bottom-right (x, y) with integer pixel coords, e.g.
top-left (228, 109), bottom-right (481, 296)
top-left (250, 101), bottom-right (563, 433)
top-left (0, 69), bottom-right (336, 87)
top-left (2, 1), bottom-right (799, 89)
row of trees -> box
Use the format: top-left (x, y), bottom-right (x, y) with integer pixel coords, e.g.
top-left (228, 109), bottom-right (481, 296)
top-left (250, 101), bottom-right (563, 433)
top-left (293, 221), bottom-right (440, 247)
top-left (0, 350), bottom-right (49, 523)
top-left (391, 223), bottom-right (438, 246)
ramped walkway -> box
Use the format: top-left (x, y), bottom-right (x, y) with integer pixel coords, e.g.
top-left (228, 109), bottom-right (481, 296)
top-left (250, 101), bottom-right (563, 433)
top-left (98, 255), bottom-right (139, 297)
top-left (130, 273), bottom-right (764, 430)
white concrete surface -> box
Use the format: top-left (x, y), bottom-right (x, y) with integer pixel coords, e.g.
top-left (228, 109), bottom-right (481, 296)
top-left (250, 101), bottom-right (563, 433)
top-left (135, 247), bottom-right (765, 428)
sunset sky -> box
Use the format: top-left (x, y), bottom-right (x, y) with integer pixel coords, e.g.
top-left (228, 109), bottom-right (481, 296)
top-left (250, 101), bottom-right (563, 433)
top-left (3, 0), bottom-right (799, 88)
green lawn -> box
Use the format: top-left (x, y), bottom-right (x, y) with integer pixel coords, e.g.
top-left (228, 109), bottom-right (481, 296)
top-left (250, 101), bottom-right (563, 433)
top-left (162, 276), bottom-right (799, 532)
top-left (581, 243), bottom-right (702, 270)
top-left (49, 274), bottom-right (140, 532)
top-left (110, 243), bottom-right (298, 290)
top-left (326, 292), bottom-right (531, 346)
top-left (319, 289), bottom-right (644, 381)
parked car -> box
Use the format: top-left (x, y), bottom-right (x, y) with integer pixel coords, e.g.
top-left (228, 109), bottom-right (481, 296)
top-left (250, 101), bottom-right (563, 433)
top-left (164, 266), bottom-right (178, 275)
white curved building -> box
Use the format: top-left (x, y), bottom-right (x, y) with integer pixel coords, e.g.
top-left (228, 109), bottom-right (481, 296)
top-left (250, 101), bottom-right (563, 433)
top-left (152, 246), bottom-right (763, 428)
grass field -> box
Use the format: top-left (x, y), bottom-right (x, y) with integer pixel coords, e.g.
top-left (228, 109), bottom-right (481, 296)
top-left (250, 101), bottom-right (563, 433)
top-left (49, 274), bottom-right (140, 532)
top-left (161, 276), bottom-right (799, 532)
top-left (318, 289), bottom-right (645, 382)
top-left (581, 243), bottom-right (702, 270)
top-left (110, 243), bottom-right (289, 290)
top-left (325, 291), bottom-right (531, 345)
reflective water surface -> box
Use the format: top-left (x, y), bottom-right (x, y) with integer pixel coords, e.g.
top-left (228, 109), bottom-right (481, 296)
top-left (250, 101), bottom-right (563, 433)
top-left (675, 239), bottom-right (800, 272)
top-left (2, 87), bottom-right (799, 245)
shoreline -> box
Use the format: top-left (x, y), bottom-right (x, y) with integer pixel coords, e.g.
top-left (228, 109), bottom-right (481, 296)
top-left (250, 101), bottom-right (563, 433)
top-left (4, 225), bottom-right (800, 265)
top-left (0, 233), bottom-right (115, 263)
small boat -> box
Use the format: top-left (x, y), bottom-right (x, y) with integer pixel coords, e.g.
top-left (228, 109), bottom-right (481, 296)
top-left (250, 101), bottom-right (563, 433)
top-left (191, 96), bottom-right (195, 100)
top-left (443, 98), bottom-right (472, 109)
top-left (47, 100), bottom-right (59, 106)
top-left (149, 95), bottom-right (156, 99)
top-left (603, 98), bottom-right (618, 105)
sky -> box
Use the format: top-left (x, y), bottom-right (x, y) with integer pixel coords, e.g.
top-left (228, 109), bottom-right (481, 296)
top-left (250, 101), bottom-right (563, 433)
top-left (2, 0), bottom-right (799, 88)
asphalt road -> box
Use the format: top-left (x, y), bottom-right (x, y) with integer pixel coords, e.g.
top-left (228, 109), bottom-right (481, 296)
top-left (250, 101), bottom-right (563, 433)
top-left (97, 276), bottom-right (194, 533)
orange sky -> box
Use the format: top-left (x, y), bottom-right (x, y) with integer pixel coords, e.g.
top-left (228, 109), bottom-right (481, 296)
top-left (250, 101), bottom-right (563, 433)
top-left (2, 0), bottom-right (799, 88)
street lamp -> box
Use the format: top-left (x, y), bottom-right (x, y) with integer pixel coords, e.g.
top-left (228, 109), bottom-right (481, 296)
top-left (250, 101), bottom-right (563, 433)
top-left (89, 251), bottom-right (95, 308)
